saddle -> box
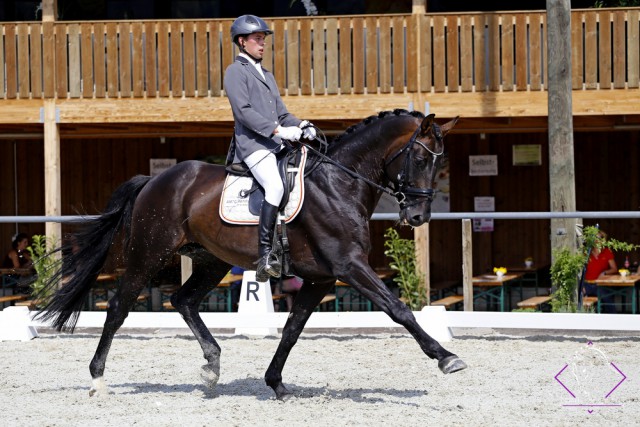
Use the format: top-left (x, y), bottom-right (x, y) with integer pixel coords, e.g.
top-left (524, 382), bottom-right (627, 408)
top-left (219, 146), bottom-right (308, 276)
top-left (224, 146), bottom-right (303, 215)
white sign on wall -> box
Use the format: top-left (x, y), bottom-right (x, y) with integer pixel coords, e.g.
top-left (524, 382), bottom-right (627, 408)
top-left (473, 196), bottom-right (494, 232)
top-left (150, 158), bottom-right (176, 176)
top-left (469, 155), bottom-right (498, 176)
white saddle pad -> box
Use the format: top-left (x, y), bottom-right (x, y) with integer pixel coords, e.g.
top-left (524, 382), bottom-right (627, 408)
top-left (219, 146), bottom-right (307, 225)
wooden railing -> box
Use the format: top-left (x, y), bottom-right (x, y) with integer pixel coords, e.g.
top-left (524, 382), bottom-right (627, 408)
top-left (0, 8), bottom-right (638, 100)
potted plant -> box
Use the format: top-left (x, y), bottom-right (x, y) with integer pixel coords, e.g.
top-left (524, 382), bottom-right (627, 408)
top-left (383, 228), bottom-right (427, 310)
top-left (550, 226), bottom-right (637, 313)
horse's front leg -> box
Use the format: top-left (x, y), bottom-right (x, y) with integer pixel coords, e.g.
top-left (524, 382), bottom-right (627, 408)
top-left (265, 279), bottom-right (335, 401)
top-left (345, 263), bottom-right (467, 374)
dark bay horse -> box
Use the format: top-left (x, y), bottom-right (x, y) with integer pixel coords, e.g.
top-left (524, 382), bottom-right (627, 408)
top-left (36, 109), bottom-right (466, 400)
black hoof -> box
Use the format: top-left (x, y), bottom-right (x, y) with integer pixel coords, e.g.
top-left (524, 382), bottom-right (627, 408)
top-left (438, 355), bottom-right (468, 374)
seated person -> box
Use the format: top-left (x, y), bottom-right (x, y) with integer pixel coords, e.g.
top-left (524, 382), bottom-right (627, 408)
top-left (583, 231), bottom-right (617, 313)
top-left (2, 233), bottom-right (34, 292)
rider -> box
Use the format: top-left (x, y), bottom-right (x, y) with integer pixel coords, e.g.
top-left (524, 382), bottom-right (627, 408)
top-left (224, 14), bottom-right (315, 282)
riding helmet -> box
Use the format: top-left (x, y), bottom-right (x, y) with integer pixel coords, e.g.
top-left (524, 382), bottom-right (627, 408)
top-left (230, 15), bottom-right (273, 45)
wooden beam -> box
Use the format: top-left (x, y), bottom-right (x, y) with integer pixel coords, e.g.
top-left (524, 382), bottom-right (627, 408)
top-left (42, 0), bottom-right (57, 22)
top-left (547, 0), bottom-right (577, 254)
top-left (461, 219), bottom-right (473, 311)
top-left (412, 0), bottom-right (426, 14)
top-left (414, 223), bottom-right (430, 304)
top-left (43, 100), bottom-right (61, 241)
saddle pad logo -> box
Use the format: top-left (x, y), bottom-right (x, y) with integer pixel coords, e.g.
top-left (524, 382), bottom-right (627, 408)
top-left (219, 146), bottom-right (307, 225)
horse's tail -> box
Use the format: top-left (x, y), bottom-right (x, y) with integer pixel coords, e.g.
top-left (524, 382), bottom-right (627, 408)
top-left (34, 175), bottom-right (152, 332)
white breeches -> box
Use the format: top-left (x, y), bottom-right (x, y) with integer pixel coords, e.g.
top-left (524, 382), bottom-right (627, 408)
top-left (244, 149), bottom-right (284, 206)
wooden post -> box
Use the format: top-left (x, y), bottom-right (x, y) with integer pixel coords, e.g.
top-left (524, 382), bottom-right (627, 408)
top-left (412, 0), bottom-right (426, 14)
top-left (462, 219), bottom-right (473, 311)
top-left (42, 0), bottom-right (57, 22)
top-left (43, 100), bottom-right (61, 241)
top-left (414, 223), bottom-right (430, 304)
top-left (547, 0), bottom-right (578, 253)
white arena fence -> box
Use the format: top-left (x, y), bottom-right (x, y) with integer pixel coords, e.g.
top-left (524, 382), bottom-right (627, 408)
top-left (2, 211), bottom-right (640, 340)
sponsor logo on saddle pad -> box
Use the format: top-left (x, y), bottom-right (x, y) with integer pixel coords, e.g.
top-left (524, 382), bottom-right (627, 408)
top-left (219, 146), bottom-right (307, 225)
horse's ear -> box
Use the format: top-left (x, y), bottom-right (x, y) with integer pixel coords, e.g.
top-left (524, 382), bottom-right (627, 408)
top-left (439, 116), bottom-right (459, 137)
top-left (420, 114), bottom-right (436, 135)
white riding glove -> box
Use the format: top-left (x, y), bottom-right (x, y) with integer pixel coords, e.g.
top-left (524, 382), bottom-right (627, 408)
top-left (275, 125), bottom-right (302, 141)
top-left (299, 120), bottom-right (317, 140)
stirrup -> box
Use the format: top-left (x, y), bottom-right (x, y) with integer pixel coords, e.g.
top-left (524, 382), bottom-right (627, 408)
top-left (255, 253), bottom-right (281, 282)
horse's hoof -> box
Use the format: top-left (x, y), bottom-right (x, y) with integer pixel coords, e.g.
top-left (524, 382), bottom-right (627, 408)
top-left (274, 384), bottom-right (293, 401)
top-left (438, 355), bottom-right (468, 374)
top-left (89, 377), bottom-right (109, 397)
top-left (200, 363), bottom-right (220, 389)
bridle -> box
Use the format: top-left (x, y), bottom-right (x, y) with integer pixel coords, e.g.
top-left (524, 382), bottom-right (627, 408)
top-left (383, 123), bottom-right (444, 208)
top-left (301, 120), bottom-right (444, 209)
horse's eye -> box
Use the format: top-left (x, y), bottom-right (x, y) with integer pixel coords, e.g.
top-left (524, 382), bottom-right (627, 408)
top-left (414, 157), bottom-right (427, 169)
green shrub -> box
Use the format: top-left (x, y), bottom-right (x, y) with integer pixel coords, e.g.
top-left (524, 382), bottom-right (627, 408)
top-left (383, 228), bottom-right (427, 310)
top-left (550, 226), bottom-right (637, 313)
top-left (26, 234), bottom-right (59, 308)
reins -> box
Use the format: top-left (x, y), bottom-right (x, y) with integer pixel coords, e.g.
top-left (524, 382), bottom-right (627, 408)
top-left (302, 122), bottom-right (443, 207)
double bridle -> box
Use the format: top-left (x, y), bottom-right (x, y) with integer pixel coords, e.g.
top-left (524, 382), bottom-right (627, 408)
top-left (302, 122), bottom-right (444, 209)
top-left (383, 124), bottom-right (444, 208)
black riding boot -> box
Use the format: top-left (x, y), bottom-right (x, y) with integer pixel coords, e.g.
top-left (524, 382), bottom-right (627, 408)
top-left (255, 201), bottom-right (281, 282)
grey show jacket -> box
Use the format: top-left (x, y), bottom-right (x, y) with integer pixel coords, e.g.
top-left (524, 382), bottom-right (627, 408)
top-left (224, 55), bottom-right (301, 163)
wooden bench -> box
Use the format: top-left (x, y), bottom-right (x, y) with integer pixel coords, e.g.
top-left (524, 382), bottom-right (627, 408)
top-left (517, 295), bottom-right (552, 309)
top-left (583, 296), bottom-right (598, 309)
top-left (95, 294), bottom-right (148, 310)
top-left (431, 295), bottom-right (464, 309)
top-left (0, 294), bottom-right (29, 307)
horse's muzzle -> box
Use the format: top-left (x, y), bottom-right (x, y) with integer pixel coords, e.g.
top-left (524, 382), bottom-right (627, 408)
top-left (400, 206), bottom-right (431, 226)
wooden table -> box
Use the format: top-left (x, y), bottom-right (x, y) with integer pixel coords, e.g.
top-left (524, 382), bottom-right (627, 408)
top-left (506, 264), bottom-right (550, 296)
top-left (472, 273), bottom-right (524, 312)
top-left (588, 274), bottom-right (640, 314)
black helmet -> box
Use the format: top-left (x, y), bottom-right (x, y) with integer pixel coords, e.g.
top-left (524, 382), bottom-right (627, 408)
top-left (231, 15), bottom-right (273, 45)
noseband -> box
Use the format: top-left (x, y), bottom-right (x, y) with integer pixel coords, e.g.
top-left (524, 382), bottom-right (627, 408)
top-left (384, 124), bottom-right (444, 208)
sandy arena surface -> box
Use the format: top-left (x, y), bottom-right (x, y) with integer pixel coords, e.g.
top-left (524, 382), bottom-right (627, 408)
top-left (0, 327), bottom-right (638, 426)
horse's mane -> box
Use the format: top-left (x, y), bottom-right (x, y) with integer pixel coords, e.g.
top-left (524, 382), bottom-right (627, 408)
top-left (332, 109), bottom-right (425, 144)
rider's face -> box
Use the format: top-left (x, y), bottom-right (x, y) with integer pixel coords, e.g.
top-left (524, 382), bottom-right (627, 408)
top-left (240, 32), bottom-right (266, 59)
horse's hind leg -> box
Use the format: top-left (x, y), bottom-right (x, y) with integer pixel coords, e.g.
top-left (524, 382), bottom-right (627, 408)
top-left (89, 264), bottom-right (160, 397)
top-left (265, 279), bottom-right (335, 400)
top-left (172, 247), bottom-right (231, 390)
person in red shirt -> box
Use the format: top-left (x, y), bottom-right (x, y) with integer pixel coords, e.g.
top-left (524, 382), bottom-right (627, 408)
top-left (583, 231), bottom-right (617, 313)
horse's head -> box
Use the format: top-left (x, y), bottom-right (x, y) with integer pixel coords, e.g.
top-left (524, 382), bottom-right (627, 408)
top-left (385, 114), bottom-right (458, 226)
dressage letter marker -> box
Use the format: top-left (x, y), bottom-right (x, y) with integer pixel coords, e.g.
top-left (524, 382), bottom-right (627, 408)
top-left (235, 271), bottom-right (277, 336)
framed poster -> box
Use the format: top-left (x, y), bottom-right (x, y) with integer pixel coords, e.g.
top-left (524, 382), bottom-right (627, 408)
top-left (150, 158), bottom-right (176, 176)
top-left (513, 145), bottom-right (542, 166)
top-left (469, 155), bottom-right (498, 176)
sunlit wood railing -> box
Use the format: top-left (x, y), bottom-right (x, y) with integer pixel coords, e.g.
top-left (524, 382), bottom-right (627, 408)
top-left (0, 8), bottom-right (638, 100)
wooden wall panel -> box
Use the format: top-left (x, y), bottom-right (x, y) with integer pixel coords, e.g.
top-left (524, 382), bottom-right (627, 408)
top-left (29, 24), bottom-right (43, 99)
top-left (339, 17), bottom-right (352, 95)
top-left (287, 20), bottom-right (300, 95)
top-left (419, 15), bottom-right (432, 93)
top-left (183, 22), bottom-right (196, 97)
top-left (460, 16), bottom-right (473, 92)
top-left (131, 22), bottom-right (144, 97)
top-left (473, 15), bottom-right (487, 92)
top-left (118, 22), bottom-right (132, 98)
top-left (515, 14), bottom-right (527, 91)
top-left (392, 16), bottom-right (404, 93)
top-left (5, 25), bottom-right (17, 99)
top-left (488, 14), bottom-right (500, 91)
top-left (80, 23), bottom-right (94, 98)
top-left (299, 19), bottom-right (313, 95)
top-left (571, 12), bottom-right (584, 90)
top-left (170, 22), bottom-right (183, 97)
top-left (529, 13), bottom-right (542, 90)
top-left (326, 18), bottom-right (339, 95)
top-left (17, 24), bottom-right (30, 99)
top-left (501, 15), bottom-right (514, 91)
top-left (446, 15), bottom-right (459, 92)
top-left (598, 11), bottom-right (612, 89)
top-left (106, 23), bottom-right (118, 97)
top-left (584, 12), bottom-right (598, 89)
top-left (144, 22), bottom-right (157, 97)
top-left (628, 10), bottom-right (640, 88)
top-left (612, 11), bottom-right (626, 89)
top-left (157, 22), bottom-right (170, 97)
top-left (195, 21), bottom-right (208, 97)
top-left (378, 17), bottom-right (391, 94)
top-left (432, 15), bottom-right (445, 92)
top-left (406, 15), bottom-right (418, 93)
top-left (313, 19), bottom-right (324, 95)
top-left (365, 17), bottom-right (377, 94)
top-left (352, 18), bottom-right (365, 94)
top-left (0, 25), bottom-right (5, 98)
top-left (67, 24), bottom-right (81, 98)
top-left (208, 21), bottom-right (221, 97)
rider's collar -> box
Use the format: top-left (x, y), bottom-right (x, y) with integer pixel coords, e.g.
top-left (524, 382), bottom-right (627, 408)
top-left (239, 51), bottom-right (262, 64)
